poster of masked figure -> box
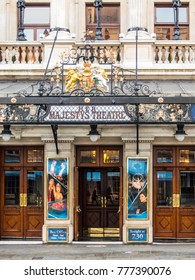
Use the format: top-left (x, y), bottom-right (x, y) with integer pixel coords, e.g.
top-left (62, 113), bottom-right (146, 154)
top-left (127, 158), bottom-right (148, 219)
top-left (47, 158), bottom-right (68, 219)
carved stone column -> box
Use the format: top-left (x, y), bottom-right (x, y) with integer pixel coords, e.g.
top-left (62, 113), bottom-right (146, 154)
top-left (126, 0), bottom-right (150, 38)
top-left (48, 0), bottom-right (71, 39)
top-left (0, 0), bottom-right (6, 41)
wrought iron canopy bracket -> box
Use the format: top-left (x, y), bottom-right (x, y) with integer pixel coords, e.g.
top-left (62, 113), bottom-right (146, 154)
top-left (51, 124), bottom-right (59, 154)
top-left (1, 96), bottom-right (195, 106)
top-left (0, 95), bottom-right (195, 125)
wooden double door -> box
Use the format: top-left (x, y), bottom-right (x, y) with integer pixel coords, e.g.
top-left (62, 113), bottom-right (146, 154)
top-left (0, 147), bottom-right (44, 239)
top-left (77, 167), bottom-right (121, 239)
top-left (153, 146), bottom-right (195, 240)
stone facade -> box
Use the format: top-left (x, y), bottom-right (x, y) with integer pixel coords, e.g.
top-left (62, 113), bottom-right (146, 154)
top-left (0, 0), bottom-right (195, 244)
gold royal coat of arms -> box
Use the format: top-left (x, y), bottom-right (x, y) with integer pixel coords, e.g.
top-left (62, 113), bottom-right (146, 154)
top-left (65, 60), bottom-right (109, 93)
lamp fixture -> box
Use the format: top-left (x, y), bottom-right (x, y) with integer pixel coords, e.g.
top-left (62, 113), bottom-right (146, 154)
top-left (172, 0), bottom-right (182, 40)
top-left (174, 123), bottom-right (187, 141)
top-left (94, 0), bottom-right (103, 40)
top-left (88, 124), bottom-right (100, 142)
top-left (17, 0), bottom-right (27, 41)
top-left (1, 125), bottom-right (13, 142)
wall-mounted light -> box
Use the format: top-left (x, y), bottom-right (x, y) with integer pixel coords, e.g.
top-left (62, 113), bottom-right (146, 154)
top-left (88, 124), bottom-right (100, 142)
top-left (174, 123), bottom-right (187, 141)
top-left (0, 125), bottom-right (13, 142)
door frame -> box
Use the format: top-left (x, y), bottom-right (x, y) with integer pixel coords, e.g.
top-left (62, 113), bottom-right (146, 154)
top-left (153, 145), bottom-right (195, 240)
top-left (0, 146), bottom-right (44, 239)
top-left (74, 145), bottom-right (123, 241)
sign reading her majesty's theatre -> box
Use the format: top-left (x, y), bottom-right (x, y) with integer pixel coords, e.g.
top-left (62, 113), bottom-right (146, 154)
top-left (44, 105), bottom-right (132, 123)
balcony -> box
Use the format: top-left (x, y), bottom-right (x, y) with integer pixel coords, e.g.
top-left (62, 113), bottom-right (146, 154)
top-left (0, 39), bottom-right (195, 80)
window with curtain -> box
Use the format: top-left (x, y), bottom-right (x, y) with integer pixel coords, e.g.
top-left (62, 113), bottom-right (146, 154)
top-left (19, 3), bottom-right (50, 41)
top-left (86, 3), bottom-right (120, 40)
top-left (154, 3), bottom-right (189, 40)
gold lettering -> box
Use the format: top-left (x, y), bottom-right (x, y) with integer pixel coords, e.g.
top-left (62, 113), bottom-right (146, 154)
top-left (49, 111), bottom-right (56, 119)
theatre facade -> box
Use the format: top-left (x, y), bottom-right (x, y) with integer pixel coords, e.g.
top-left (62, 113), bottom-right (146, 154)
top-left (0, 0), bottom-right (195, 244)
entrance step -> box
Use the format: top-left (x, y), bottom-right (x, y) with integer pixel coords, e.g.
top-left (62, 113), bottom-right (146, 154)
top-left (72, 241), bottom-right (123, 245)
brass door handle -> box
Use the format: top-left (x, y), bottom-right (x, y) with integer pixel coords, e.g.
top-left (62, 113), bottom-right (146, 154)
top-left (76, 205), bottom-right (82, 213)
top-left (20, 193), bottom-right (23, 207)
top-left (173, 194), bottom-right (180, 207)
top-left (101, 196), bottom-right (104, 208)
top-left (23, 193), bottom-right (27, 207)
top-left (104, 196), bottom-right (107, 208)
top-left (20, 193), bottom-right (27, 207)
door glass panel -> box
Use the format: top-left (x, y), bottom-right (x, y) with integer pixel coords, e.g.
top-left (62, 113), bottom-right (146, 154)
top-left (156, 149), bottom-right (173, 163)
top-left (157, 171), bottom-right (172, 206)
top-left (180, 171), bottom-right (195, 206)
top-left (86, 171), bottom-right (101, 205)
top-left (27, 171), bottom-right (43, 206)
top-left (103, 150), bottom-right (119, 164)
top-left (4, 150), bottom-right (20, 163)
top-left (179, 150), bottom-right (195, 163)
top-left (4, 171), bottom-right (20, 205)
top-left (106, 171), bottom-right (120, 205)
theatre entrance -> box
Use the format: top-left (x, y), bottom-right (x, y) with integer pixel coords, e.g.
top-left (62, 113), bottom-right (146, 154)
top-left (75, 146), bottom-right (123, 241)
top-left (153, 146), bottom-right (195, 241)
top-left (0, 146), bottom-right (44, 239)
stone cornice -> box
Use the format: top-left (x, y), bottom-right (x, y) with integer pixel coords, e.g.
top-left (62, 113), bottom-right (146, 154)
top-left (41, 136), bottom-right (75, 143)
top-left (122, 137), bottom-right (154, 143)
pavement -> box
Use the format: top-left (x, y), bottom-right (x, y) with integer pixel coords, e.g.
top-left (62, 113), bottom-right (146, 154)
top-left (0, 241), bottom-right (195, 259)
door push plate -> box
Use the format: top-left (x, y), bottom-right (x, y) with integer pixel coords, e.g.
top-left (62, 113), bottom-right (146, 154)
top-left (20, 193), bottom-right (27, 207)
top-left (23, 193), bottom-right (27, 207)
top-left (173, 194), bottom-right (180, 208)
top-left (20, 193), bottom-right (23, 207)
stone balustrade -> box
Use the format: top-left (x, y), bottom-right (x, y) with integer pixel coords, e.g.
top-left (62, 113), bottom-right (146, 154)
top-left (0, 43), bottom-right (43, 64)
top-left (0, 42), bottom-right (121, 66)
top-left (1, 40), bottom-right (195, 68)
top-left (154, 41), bottom-right (195, 64)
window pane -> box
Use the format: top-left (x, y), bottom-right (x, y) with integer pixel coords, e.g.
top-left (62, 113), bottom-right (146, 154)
top-left (104, 28), bottom-right (119, 40)
top-left (157, 171), bottom-right (172, 206)
top-left (155, 27), bottom-right (171, 40)
top-left (156, 7), bottom-right (188, 23)
top-left (24, 7), bottom-right (50, 24)
top-left (180, 172), bottom-right (195, 206)
top-left (80, 150), bottom-right (96, 164)
top-left (37, 28), bottom-right (49, 39)
top-left (27, 149), bottom-right (44, 163)
top-left (4, 150), bottom-right (20, 163)
top-left (101, 6), bottom-right (120, 24)
top-left (103, 150), bottom-right (119, 163)
top-left (4, 171), bottom-right (20, 205)
top-left (156, 149), bottom-right (173, 163)
top-left (87, 6), bottom-right (119, 24)
top-left (179, 150), bottom-right (195, 163)
top-left (180, 27), bottom-right (188, 40)
top-left (86, 4), bottom-right (120, 40)
top-left (27, 171), bottom-right (43, 206)
top-left (24, 29), bottom-right (34, 41)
